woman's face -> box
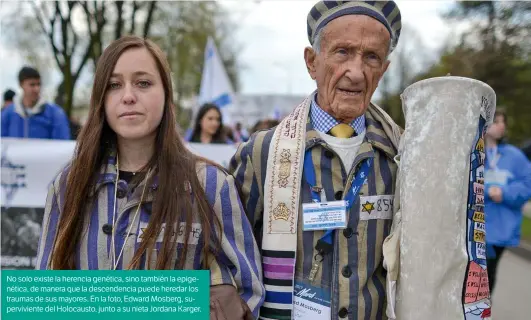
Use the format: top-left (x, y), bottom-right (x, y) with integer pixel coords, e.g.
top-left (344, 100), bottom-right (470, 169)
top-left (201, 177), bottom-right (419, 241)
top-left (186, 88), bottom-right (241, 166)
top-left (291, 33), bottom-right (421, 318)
top-left (486, 114), bottom-right (506, 140)
top-left (200, 108), bottom-right (221, 136)
top-left (104, 47), bottom-right (165, 142)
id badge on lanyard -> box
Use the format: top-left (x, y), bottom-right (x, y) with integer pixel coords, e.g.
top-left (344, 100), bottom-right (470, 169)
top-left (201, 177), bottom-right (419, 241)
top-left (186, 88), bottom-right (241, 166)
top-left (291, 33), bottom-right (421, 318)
top-left (302, 150), bottom-right (372, 282)
top-left (302, 150), bottom-right (372, 232)
top-left (485, 147), bottom-right (508, 186)
top-left (293, 280), bottom-right (331, 320)
top-left (302, 200), bottom-right (348, 231)
top-left (297, 150), bottom-right (372, 318)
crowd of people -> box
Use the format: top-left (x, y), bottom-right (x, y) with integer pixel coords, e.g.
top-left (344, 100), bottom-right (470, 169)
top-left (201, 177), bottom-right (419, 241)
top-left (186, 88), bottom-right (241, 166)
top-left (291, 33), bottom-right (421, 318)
top-left (1, 67), bottom-right (279, 146)
top-left (1, 1), bottom-right (531, 319)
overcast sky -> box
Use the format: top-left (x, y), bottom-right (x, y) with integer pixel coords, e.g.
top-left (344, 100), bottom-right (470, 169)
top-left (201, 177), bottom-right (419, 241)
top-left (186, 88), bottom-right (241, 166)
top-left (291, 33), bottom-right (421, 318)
top-left (0, 0), bottom-right (466, 101)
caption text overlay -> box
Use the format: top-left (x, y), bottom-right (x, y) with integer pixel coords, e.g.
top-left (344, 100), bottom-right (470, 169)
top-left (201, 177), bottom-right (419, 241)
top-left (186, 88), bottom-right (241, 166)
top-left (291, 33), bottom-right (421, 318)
top-left (2, 270), bottom-right (209, 320)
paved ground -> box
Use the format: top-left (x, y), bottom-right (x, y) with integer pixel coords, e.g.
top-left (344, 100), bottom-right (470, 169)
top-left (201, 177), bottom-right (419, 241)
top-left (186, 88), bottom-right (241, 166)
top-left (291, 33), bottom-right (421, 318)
top-left (491, 250), bottom-right (531, 320)
top-left (524, 202), bottom-right (531, 218)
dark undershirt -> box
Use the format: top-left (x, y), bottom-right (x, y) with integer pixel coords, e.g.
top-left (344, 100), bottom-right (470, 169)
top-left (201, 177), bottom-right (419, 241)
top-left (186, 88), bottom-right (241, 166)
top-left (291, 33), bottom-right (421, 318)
top-left (118, 170), bottom-right (146, 193)
top-left (118, 170), bottom-right (136, 184)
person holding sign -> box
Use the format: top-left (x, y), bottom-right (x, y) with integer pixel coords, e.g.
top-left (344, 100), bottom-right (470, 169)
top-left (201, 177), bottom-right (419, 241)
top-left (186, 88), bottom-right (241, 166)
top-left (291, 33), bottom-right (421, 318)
top-left (35, 36), bottom-right (264, 319)
top-left (230, 1), bottom-right (402, 319)
top-left (484, 109), bottom-right (531, 293)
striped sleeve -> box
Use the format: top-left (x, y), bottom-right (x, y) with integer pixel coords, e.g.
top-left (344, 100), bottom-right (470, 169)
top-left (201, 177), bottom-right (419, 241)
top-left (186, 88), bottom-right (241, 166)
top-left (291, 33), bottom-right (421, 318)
top-left (229, 136), bottom-right (263, 232)
top-left (207, 166), bottom-right (265, 317)
top-left (35, 174), bottom-right (64, 270)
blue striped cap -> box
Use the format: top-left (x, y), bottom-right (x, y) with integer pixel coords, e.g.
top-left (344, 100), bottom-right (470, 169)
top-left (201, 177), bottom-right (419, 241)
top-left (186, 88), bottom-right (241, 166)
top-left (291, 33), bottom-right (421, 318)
top-left (307, 1), bottom-right (401, 51)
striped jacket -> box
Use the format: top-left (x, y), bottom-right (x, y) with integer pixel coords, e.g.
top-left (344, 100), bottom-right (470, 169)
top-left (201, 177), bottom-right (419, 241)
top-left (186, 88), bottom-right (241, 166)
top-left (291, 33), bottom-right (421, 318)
top-left (36, 152), bottom-right (265, 317)
top-left (229, 104), bottom-right (400, 319)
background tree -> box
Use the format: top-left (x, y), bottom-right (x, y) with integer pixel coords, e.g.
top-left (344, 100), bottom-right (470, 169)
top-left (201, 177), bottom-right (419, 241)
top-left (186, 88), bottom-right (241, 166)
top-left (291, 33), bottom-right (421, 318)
top-left (150, 1), bottom-right (240, 128)
top-left (428, 1), bottom-right (531, 144)
top-left (377, 1), bottom-right (531, 144)
top-left (3, 1), bottom-right (159, 117)
top-left (2, 0), bottom-right (240, 130)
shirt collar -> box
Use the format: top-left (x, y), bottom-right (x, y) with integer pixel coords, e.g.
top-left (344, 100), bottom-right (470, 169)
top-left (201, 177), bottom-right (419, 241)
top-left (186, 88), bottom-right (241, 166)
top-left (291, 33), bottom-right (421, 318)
top-left (310, 93), bottom-right (366, 135)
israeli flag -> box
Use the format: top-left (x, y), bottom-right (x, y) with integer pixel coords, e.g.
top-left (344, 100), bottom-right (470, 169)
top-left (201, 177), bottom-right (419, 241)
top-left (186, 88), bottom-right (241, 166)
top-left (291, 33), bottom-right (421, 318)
top-left (198, 37), bottom-right (235, 124)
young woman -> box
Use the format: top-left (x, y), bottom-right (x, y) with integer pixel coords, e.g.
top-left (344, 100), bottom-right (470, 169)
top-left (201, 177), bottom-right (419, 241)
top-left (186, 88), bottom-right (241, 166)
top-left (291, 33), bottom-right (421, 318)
top-left (35, 36), bottom-right (264, 318)
top-left (188, 103), bottom-right (231, 144)
top-left (485, 109), bottom-right (531, 293)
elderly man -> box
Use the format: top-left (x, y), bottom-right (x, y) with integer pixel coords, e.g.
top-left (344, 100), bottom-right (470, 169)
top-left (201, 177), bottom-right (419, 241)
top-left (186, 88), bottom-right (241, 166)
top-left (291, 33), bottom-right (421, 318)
top-left (230, 1), bottom-right (402, 319)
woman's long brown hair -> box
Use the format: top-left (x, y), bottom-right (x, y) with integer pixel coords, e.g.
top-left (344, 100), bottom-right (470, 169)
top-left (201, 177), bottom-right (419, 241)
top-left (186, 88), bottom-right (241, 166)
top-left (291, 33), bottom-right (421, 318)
top-left (51, 36), bottom-right (220, 270)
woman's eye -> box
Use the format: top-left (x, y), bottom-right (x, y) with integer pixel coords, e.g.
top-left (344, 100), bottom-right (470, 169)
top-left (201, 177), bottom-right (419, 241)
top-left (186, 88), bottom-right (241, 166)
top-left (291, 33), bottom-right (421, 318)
top-left (108, 82), bottom-right (121, 90)
top-left (137, 80), bottom-right (151, 88)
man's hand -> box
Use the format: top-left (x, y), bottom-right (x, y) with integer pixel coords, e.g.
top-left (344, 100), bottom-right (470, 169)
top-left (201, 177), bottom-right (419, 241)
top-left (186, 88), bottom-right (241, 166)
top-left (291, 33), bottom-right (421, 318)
top-left (488, 186), bottom-right (503, 203)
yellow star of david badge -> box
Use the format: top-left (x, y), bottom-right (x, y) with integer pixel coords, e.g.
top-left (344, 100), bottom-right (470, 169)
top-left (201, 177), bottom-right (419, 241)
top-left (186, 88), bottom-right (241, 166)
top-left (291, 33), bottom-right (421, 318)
top-left (361, 201), bottom-right (375, 214)
top-left (139, 228), bottom-right (146, 239)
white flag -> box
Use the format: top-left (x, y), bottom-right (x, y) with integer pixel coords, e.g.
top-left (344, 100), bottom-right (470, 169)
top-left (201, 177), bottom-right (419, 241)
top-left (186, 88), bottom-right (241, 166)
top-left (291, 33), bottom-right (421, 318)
top-left (198, 37), bottom-right (235, 125)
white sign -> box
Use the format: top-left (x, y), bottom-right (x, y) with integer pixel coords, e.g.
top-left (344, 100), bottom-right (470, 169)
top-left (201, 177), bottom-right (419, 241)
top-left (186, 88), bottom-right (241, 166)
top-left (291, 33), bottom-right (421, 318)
top-left (1, 138), bottom-right (237, 208)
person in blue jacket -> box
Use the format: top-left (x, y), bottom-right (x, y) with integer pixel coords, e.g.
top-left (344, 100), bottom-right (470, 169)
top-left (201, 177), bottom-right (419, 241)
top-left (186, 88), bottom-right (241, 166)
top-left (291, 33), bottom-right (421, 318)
top-left (485, 109), bottom-right (531, 293)
top-left (1, 66), bottom-right (70, 139)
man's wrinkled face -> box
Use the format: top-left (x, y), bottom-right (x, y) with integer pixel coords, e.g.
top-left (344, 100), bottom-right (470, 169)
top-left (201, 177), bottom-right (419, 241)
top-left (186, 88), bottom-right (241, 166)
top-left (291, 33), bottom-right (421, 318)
top-left (305, 15), bottom-right (391, 123)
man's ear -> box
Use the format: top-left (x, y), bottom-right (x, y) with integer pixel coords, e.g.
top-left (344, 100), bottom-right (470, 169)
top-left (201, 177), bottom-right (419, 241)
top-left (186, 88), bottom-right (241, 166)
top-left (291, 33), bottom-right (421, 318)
top-left (304, 47), bottom-right (318, 80)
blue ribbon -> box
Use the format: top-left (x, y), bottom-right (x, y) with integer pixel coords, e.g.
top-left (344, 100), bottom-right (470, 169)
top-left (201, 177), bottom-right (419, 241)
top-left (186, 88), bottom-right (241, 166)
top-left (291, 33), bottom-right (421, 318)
top-left (303, 150), bottom-right (373, 246)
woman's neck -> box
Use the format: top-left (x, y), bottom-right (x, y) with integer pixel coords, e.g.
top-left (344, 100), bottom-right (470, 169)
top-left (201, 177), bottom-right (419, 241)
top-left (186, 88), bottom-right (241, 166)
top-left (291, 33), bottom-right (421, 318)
top-left (485, 136), bottom-right (498, 149)
top-left (200, 132), bottom-right (213, 143)
top-left (117, 137), bottom-right (155, 172)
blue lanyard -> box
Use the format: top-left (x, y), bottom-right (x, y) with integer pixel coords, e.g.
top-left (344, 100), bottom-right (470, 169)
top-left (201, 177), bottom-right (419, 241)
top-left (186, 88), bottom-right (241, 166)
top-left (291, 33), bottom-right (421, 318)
top-left (486, 147), bottom-right (499, 169)
top-left (303, 150), bottom-right (373, 253)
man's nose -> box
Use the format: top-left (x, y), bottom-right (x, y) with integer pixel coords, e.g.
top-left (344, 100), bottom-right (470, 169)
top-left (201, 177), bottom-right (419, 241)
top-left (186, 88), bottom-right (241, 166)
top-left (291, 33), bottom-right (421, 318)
top-left (344, 55), bottom-right (365, 83)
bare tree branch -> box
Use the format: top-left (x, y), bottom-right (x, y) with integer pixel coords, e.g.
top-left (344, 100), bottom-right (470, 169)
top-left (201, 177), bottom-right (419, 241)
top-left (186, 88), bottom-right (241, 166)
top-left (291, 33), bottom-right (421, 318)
top-left (56, 1), bottom-right (69, 57)
top-left (32, 1), bottom-right (63, 69)
top-left (130, 1), bottom-right (139, 35)
top-left (67, 2), bottom-right (79, 56)
top-left (32, 2), bottom-right (49, 39)
top-left (74, 44), bottom-right (93, 81)
top-left (80, 1), bottom-right (97, 62)
top-left (115, 1), bottom-right (124, 39)
top-left (143, 1), bottom-right (157, 38)
top-left (80, 1), bottom-right (93, 34)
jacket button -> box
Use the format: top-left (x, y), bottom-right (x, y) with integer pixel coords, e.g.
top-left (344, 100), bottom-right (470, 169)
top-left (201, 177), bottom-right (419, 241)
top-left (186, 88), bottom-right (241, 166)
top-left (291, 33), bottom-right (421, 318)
top-left (343, 227), bottom-right (354, 238)
top-left (324, 150), bottom-right (334, 159)
top-left (342, 265), bottom-right (352, 278)
top-left (102, 224), bottom-right (113, 235)
top-left (116, 189), bottom-right (126, 199)
top-left (335, 191), bottom-right (343, 200)
top-left (338, 307), bottom-right (349, 318)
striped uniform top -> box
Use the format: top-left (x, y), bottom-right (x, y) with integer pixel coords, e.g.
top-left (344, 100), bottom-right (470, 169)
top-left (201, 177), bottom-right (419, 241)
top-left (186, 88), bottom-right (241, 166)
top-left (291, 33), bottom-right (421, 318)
top-left (229, 100), bottom-right (399, 320)
top-left (35, 152), bottom-right (265, 317)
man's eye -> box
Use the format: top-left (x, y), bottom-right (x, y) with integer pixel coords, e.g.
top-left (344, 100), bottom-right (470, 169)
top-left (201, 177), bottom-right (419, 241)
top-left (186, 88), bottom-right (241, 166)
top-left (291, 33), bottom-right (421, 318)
top-left (367, 53), bottom-right (380, 61)
top-left (337, 48), bottom-right (348, 55)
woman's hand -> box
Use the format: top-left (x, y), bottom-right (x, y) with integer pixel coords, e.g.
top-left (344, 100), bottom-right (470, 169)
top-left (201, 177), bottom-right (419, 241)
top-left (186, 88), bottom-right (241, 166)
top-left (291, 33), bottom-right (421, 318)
top-left (210, 285), bottom-right (254, 320)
